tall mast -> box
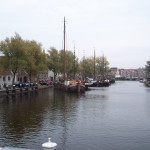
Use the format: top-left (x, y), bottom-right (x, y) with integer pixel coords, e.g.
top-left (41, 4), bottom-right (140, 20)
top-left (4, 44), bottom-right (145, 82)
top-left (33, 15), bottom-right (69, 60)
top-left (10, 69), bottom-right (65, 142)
top-left (63, 17), bottom-right (66, 80)
top-left (73, 42), bottom-right (76, 79)
top-left (94, 49), bottom-right (96, 79)
top-left (102, 54), bottom-right (105, 80)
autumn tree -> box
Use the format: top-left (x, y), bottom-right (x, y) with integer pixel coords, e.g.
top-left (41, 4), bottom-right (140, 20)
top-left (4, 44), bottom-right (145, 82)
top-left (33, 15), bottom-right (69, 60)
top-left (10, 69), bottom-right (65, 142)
top-left (79, 56), bottom-right (110, 78)
top-left (79, 57), bottom-right (94, 78)
top-left (24, 40), bottom-right (47, 82)
top-left (0, 33), bottom-right (26, 84)
top-left (59, 49), bottom-right (78, 79)
top-left (145, 61), bottom-right (150, 77)
top-left (47, 47), bottom-right (60, 80)
top-left (95, 56), bottom-right (110, 76)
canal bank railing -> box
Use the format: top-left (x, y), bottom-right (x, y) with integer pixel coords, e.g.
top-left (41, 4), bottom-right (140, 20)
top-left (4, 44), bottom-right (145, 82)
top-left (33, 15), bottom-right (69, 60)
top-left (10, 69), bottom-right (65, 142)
top-left (0, 84), bottom-right (53, 97)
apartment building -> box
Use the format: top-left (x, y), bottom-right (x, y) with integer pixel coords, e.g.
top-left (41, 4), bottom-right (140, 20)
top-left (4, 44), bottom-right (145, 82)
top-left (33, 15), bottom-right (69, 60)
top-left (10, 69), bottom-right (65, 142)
top-left (110, 68), bottom-right (146, 80)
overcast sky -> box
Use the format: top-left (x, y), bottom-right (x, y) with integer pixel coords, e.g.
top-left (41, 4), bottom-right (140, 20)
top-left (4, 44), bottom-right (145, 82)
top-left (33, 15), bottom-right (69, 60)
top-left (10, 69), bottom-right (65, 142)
top-left (0, 0), bottom-right (150, 69)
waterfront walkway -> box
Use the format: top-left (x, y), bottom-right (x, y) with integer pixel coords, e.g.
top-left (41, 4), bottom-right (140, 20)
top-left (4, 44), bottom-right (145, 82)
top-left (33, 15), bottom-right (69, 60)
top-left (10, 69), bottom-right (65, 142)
top-left (0, 85), bottom-right (53, 97)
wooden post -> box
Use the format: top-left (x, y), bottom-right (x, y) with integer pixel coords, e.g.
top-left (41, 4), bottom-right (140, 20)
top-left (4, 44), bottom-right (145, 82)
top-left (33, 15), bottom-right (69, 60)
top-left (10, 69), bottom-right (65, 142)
top-left (94, 49), bottom-right (96, 80)
top-left (6, 85), bottom-right (9, 95)
top-left (63, 17), bottom-right (66, 81)
top-left (12, 85), bottom-right (16, 94)
top-left (20, 86), bottom-right (23, 93)
top-left (77, 82), bottom-right (80, 93)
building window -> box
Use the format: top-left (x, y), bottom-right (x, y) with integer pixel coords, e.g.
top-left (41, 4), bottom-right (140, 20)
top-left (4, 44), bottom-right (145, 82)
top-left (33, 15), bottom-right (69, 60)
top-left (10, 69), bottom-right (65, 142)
top-left (8, 76), bottom-right (10, 81)
top-left (3, 77), bottom-right (5, 81)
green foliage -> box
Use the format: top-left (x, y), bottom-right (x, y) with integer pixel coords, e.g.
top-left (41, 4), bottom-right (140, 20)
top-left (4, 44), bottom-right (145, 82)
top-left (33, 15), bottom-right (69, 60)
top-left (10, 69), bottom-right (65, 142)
top-left (0, 33), bottom-right (47, 83)
top-left (95, 56), bottom-right (109, 75)
top-left (0, 33), bottom-right (26, 83)
top-left (24, 40), bottom-right (47, 81)
top-left (47, 48), bottom-right (78, 80)
top-left (59, 49), bottom-right (78, 79)
top-left (47, 47), bottom-right (60, 80)
top-left (0, 33), bottom-right (111, 82)
top-left (145, 61), bottom-right (150, 77)
top-left (79, 56), bottom-right (110, 78)
top-left (79, 57), bottom-right (94, 78)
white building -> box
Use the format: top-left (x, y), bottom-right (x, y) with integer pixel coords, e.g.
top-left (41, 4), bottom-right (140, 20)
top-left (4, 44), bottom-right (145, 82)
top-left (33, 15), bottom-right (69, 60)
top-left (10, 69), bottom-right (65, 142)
top-left (0, 70), bottom-right (14, 89)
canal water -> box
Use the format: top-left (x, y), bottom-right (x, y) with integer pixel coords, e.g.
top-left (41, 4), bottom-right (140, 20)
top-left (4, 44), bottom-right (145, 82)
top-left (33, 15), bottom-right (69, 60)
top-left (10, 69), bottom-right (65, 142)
top-left (0, 81), bottom-right (150, 150)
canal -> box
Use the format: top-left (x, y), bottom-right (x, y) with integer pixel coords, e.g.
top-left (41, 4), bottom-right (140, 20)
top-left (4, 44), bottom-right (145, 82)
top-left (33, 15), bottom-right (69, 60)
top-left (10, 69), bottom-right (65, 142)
top-left (0, 81), bottom-right (150, 150)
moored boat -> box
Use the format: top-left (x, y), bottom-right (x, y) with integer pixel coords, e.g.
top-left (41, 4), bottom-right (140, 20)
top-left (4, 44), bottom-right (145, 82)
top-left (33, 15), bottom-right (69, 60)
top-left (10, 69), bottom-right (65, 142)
top-left (85, 78), bottom-right (98, 87)
top-left (98, 79), bottom-right (110, 87)
top-left (144, 77), bottom-right (150, 87)
top-left (66, 80), bottom-right (85, 93)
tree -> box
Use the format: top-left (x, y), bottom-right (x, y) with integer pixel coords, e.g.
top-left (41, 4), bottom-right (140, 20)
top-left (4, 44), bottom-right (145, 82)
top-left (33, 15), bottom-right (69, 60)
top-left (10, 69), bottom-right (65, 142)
top-left (145, 61), bottom-right (150, 77)
top-left (78, 56), bottom-right (110, 78)
top-left (59, 49), bottom-right (78, 79)
top-left (65, 50), bottom-right (78, 79)
top-left (96, 56), bottom-right (109, 76)
top-left (24, 40), bottom-right (47, 82)
top-left (79, 57), bottom-right (94, 78)
top-left (0, 33), bottom-right (26, 84)
top-left (47, 47), bottom-right (60, 80)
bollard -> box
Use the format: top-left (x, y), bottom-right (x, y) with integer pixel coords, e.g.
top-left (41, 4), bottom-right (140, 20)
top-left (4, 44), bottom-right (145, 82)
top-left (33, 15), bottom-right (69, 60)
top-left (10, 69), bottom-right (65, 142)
top-left (6, 85), bottom-right (9, 95)
top-left (42, 138), bottom-right (57, 150)
top-left (35, 83), bottom-right (38, 90)
top-left (32, 86), bottom-right (34, 91)
top-left (77, 82), bottom-right (80, 93)
top-left (25, 87), bottom-right (28, 92)
top-left (20, 86), bottom-right (23, 93)
top-left (12, 85), bottom-right (16, 94)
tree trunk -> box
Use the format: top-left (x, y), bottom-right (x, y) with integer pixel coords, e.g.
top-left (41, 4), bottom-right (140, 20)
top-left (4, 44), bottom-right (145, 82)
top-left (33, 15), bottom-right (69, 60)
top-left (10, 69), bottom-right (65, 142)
top-left (12, 71), bottom-right (16, 85)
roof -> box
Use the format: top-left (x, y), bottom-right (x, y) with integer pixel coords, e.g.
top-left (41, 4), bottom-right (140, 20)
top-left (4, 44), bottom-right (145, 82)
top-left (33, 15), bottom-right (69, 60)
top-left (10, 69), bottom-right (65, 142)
top-left (0, 69), bottom-right (13, 76)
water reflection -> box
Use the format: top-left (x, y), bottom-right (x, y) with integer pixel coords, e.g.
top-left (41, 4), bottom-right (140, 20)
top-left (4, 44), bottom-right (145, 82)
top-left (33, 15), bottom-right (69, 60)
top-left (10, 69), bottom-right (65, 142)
top-left (0, 88), bottom-right (82, 149)
top-left (52, 90), bottom-right (82, 150)
top-left (0, 82), bottom-right (150, 150)
top-left (0, 93), bottom-right (44, 142)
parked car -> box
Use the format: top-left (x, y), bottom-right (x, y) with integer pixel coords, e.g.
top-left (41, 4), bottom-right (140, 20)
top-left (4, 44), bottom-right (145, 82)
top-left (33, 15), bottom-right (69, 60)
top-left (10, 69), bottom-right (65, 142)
top-left (15, 81), bottom-right (36, 87)
top-left (27, 82), bottom-right (37, 87)
top-left (15, 81), bottom-right (25, 87)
